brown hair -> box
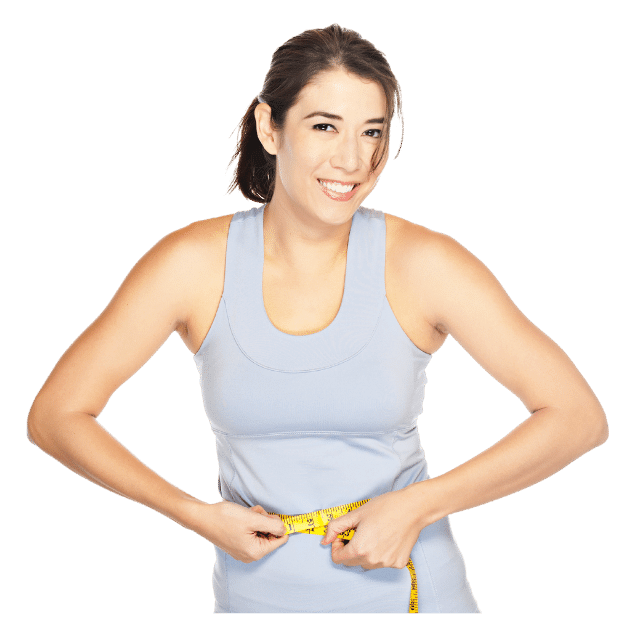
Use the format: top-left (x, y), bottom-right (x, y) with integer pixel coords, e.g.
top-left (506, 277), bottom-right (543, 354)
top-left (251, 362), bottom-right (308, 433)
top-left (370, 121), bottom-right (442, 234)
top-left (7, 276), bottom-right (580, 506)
top-left (227, 24), bottom-right (404, 204)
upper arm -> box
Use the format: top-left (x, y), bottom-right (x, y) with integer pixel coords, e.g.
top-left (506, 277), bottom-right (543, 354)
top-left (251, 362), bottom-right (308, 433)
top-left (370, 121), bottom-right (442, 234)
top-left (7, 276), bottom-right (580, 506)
top-left (410, 228), bottom-right (606, 425)
top-left (29, 223), bottom-right (207, 422)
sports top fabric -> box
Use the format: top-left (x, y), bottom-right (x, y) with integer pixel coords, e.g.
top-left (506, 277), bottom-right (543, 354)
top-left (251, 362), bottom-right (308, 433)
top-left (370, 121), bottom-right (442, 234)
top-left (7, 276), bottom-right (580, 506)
top-left (193, 204), bottom-right (480, 612)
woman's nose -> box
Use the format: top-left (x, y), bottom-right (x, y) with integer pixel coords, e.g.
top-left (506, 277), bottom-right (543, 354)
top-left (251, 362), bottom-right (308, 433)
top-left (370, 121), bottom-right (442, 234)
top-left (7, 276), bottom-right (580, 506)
top-left (330, 134), bottom-right (362, 173)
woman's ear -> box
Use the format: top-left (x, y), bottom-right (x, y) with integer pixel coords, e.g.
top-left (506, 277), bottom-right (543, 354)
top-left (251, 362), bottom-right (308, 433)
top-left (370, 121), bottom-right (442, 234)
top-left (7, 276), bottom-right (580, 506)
top-left (254, 103), bottom-right (279, 156)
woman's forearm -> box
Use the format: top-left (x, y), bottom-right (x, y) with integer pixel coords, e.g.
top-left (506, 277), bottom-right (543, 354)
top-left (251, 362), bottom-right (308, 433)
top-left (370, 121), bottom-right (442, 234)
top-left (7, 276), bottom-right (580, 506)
top-left (27, 409), bottom-right (203, 529)
top-left (409, 405), bottom-right (608, 526)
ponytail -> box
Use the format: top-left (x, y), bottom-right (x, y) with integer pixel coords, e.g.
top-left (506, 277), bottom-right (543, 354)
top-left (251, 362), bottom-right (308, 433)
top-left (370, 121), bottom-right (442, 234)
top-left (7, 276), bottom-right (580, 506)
top-left (227, 24), bottom-right (403, 204)
top-left (227, 97), bottom-right (277, 204)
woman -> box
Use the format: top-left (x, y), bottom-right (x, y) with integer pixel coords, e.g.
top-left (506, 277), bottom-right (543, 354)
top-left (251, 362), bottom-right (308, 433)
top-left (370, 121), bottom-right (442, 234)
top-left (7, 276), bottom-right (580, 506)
top-left (27, 24), bottom-right (608, 613)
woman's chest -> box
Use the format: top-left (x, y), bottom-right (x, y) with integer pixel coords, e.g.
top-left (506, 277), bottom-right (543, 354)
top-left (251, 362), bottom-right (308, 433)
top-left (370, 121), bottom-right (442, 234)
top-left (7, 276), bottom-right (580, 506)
top-left (183, 213), bottom-right (446, 356)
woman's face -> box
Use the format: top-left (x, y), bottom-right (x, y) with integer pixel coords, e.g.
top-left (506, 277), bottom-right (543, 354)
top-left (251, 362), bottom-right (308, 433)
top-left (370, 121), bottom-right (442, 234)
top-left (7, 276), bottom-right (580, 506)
top-left (256, 67), bottom-right (389, 224)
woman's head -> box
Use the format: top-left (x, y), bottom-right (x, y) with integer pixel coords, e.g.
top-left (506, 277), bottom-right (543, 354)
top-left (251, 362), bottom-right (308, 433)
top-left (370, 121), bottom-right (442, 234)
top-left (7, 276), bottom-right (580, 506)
top-left (227, 24), bottom-right (403, 207)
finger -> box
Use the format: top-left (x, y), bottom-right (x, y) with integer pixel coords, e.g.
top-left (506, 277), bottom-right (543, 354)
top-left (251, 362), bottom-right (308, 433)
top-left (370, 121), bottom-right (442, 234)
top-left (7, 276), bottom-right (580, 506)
top-left (271, 523), bottom-right (286, 535)
top-left (330, 537), bottom-right (351, 564)
top-left (321, 523), bottom-right (335, 544)
top-left (263, 514), bottom-right (287, 536)
top-left (322, 526), bottom-right (343, 545)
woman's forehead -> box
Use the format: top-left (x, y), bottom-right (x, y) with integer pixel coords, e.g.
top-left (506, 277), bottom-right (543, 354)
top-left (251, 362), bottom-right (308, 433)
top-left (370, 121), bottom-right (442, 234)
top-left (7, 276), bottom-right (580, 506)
top-left (293, 69), bottom-right (387, 119)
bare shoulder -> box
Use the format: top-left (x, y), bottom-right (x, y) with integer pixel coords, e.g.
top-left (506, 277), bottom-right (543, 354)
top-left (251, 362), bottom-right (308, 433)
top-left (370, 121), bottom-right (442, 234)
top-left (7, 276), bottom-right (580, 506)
top-left (171, 213), bottom-right (234, 252)
top-left (383, 212), bottom-right (447, 301)
top-left (169, 212), bottom-right (235, 277)
top-left (28, 213), bottom-right (235, 420)
top-left (384, 212), bottom-right (436, 247)
top-left (385, 210), bottom-right (549, 385)
top-left (384, 212), bottom-right (483, 335)
top-left (384, 214), bottom-right (608, 426)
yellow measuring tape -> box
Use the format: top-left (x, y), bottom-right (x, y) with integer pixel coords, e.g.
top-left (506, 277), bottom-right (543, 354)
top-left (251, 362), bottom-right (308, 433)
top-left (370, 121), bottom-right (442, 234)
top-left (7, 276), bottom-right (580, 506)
top-left (265, 498), bottom-right (418, 613)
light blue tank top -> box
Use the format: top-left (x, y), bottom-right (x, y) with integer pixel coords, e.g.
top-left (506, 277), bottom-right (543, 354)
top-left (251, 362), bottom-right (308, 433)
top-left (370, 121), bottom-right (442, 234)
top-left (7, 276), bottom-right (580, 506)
top-left (193, 204), bottom-right (480, 613)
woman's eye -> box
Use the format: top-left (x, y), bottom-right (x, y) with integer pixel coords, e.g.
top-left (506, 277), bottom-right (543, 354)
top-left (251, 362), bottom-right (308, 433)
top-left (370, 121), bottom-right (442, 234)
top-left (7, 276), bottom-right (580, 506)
top-left (314, 123), bottom-right (335, 131)
top-left (312, 124), bottom-right (382, 138)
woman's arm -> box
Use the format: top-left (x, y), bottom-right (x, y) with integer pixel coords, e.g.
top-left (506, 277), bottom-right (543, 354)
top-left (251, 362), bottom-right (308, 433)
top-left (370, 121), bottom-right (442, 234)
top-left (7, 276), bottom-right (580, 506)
top-left (27, 408), bottom-right (202, 527)
top-left (27, 222), bottom-right (213, 530)
top-left (413, 405), bottom-right (606, 527)
top-left (397, 226), bottom-right (608, 525)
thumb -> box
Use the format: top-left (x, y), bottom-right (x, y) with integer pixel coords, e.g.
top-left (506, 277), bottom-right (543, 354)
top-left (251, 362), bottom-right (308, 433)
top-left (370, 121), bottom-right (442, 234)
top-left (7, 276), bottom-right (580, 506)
top-left (251, 505), bottom-right (287, 537)
top-left (268, 514), bottom-right (287, 537)
top-left (321, 513), bottom-right (355, 545)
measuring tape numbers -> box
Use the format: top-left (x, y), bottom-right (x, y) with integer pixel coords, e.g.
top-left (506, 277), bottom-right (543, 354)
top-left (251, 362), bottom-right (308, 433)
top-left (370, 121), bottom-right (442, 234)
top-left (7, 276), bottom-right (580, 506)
top-left (261, 498), bottom-right (418, 613)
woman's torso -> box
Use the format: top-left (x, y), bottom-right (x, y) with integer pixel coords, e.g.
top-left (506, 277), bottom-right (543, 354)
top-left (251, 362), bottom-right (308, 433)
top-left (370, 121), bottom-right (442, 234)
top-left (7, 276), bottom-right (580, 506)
top-left (177, 211), bottom-right (448, 357)
top-left (186, 205), bottom-right (479, 612)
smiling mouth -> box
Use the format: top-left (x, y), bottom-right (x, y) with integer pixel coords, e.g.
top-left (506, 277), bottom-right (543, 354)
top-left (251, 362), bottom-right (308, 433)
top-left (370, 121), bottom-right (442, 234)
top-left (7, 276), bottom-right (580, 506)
top-left (317, 179), bottom-right (359, 194)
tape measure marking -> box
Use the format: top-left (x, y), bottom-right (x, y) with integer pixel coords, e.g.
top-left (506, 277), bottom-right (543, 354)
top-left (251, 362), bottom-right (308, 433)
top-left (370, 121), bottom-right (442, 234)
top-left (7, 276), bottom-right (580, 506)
top-left (261, 498), bottom-right (418, 613)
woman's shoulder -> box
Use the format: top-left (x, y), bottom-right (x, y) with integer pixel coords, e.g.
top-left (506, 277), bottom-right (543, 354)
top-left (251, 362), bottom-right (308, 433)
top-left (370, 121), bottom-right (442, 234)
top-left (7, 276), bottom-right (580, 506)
top-left (197, 212), bottom-right (236, 235)
top-left (384, 211), bottom-right (473, 260)
top-left (172, 213), bottom-right (235, 251)
top-left (386, 213), bottom-right (485, 288)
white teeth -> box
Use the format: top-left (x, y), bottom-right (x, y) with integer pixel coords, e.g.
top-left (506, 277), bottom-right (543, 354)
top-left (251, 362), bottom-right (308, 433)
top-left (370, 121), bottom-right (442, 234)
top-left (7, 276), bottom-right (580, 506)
top-left (319, 180), bottom-right (355, 194)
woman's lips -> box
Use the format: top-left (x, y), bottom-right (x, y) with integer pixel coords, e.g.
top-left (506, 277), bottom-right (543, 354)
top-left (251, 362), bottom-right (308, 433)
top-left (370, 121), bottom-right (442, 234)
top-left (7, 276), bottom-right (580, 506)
top-left (317, 179), bottom-right (359, 202)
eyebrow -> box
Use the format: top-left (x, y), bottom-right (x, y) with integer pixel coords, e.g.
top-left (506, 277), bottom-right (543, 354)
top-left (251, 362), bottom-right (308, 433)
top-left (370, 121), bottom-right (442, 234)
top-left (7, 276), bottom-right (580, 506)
top-left (303, 111), bottom-right (385, 125)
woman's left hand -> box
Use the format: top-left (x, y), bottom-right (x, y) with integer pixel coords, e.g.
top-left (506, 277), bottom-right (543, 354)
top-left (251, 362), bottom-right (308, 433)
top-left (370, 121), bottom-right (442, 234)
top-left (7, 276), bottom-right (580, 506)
top-left (320, 486), bottom-right (431, 570)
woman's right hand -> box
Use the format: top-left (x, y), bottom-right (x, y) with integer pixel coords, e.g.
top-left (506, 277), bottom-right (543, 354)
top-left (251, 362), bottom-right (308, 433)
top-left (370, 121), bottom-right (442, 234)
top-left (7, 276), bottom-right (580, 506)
top-left (186, 500), bottom-right (290, 563)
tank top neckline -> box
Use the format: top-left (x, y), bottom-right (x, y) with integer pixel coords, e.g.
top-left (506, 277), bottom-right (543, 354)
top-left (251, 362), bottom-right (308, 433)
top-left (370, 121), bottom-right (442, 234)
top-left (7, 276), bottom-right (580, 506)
top-left (222, 203), bottom-right (387, 372)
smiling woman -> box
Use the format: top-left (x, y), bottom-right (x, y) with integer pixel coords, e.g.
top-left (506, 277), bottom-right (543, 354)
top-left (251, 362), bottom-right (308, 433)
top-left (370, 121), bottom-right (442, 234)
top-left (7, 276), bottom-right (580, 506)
top-left (227, 24), bottom-right (402, 206)
top-left (195, 26), bottom-right (483, 612)
top-left (300, 107), bottom-right (373, 201)
top-left (253, 67), bottom-right (389, 225)
top-left (26, 22), bottom-right (608, 616)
